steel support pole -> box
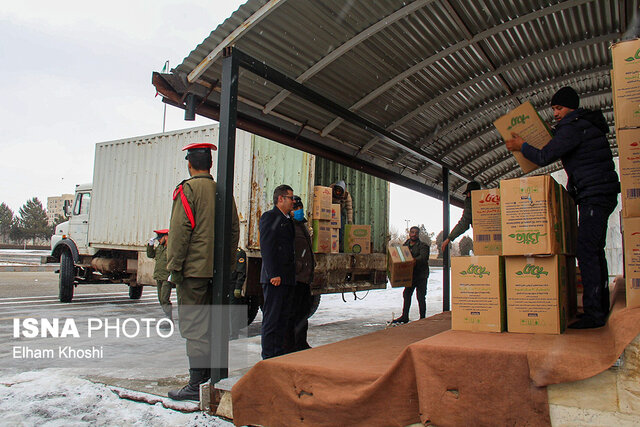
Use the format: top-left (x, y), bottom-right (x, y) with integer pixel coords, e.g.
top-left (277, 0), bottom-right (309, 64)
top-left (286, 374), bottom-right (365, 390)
top-left (442, 168), bottom-right (451, 312)
top-left (211, 47), bottom-right (238, 383)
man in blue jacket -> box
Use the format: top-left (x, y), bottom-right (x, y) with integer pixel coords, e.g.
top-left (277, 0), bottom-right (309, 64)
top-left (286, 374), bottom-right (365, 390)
top-left (259, 184), bottom-right (296, 358)
top-left (506, 87), bottom-right (620, 329)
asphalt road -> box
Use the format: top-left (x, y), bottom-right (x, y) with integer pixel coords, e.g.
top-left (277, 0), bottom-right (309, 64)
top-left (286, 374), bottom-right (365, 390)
top-left (0, 269), bottom-right (445, 396)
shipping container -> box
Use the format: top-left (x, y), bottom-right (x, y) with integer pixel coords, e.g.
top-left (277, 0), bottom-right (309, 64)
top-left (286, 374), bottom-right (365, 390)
top-left (51, 125), bottom-right (389, 306)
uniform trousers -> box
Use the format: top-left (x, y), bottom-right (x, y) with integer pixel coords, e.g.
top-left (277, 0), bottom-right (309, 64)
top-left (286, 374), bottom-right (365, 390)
top-left (156, 279), bottom-right (172, 316)
top-left (176, 277), bottom-right (212, 368)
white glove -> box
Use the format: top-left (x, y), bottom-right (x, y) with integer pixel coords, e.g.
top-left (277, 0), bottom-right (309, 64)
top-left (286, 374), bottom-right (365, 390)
top-left (148, 238), bottom-right (156, 246)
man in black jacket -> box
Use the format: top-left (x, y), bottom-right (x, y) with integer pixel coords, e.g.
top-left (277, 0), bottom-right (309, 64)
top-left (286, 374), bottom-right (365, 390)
top-left (259, 184), bottom-right (296, 358)
top-left (392, 226), bottom-right (431, 324)
top-left (289, 196), bottom-right (316, 351)
top-left (506, 87), bottom-right (620, 329)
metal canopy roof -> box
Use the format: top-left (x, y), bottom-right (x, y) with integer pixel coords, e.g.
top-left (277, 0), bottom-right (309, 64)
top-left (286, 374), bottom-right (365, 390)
top-left (153, 0), bottom-right (635, 204)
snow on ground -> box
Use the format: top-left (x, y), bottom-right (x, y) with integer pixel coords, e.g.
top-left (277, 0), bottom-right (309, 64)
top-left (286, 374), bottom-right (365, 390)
top-left (0, 370), bottom-right (232, 427)
top-left (0, 267), bottom-right (446, 425)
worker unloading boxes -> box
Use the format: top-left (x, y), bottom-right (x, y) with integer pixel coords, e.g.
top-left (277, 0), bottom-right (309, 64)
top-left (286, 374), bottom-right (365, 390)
top-left (506, 87), bottom-right (620, 329)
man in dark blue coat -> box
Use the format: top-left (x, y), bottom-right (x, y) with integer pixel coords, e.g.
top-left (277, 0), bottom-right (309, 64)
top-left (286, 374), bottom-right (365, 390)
top-left (259, 184), bottom-right (296, 358)
top-left (507, 87), bottom-right (620, 329)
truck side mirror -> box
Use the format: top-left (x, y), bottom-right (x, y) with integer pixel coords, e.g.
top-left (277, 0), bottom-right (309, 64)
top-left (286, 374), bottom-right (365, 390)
top-left (63, 200), bottom-right (71, 216)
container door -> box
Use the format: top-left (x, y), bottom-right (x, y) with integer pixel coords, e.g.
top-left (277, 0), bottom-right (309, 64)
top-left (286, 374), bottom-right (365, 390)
top-left (247, 135), bottom-right (315, 250)
top-left (68, 191), bottom-right (91, 253)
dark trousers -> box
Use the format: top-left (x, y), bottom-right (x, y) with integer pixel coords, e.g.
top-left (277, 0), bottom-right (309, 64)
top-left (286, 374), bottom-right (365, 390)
top-left (402, 278), bottom-right (427, 319)
top-left (289, 282), bottom-right (313, 352)
top-left (577, 201), bottom-right (616, 323)
top-left (261, 283), bottom-right (294, 359)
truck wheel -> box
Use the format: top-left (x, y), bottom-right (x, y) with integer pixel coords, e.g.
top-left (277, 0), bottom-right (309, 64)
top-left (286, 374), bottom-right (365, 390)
top-left (59, 250), bottom-right (75, 303)
top-left (129, 285), bottom-right (143, 300)
top-left (307, 294), bottom-right (321, 319)
top-left (247, 296), bottom-right (260, 326)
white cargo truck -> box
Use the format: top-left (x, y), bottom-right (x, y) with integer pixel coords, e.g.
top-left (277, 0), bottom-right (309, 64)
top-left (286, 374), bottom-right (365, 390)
top-left (51, 125), bottom-right (388, 322)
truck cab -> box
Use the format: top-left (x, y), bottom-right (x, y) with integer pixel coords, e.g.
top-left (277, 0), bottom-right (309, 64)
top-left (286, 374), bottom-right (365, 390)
top-left (51, 183), bottom-right (143, 302)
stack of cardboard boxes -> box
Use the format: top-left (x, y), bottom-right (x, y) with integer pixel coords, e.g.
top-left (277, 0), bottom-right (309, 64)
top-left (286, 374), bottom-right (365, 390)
top-left (451, 175), bottom-right (578, 334)
top-left (612, 39), bottom-right (640, 309)
top-left (310, 185), bottom-right (372, 254)
top-left (311, 186), bottom-right (333, 253)
top-left (330, 204), bottom-right (340, 254)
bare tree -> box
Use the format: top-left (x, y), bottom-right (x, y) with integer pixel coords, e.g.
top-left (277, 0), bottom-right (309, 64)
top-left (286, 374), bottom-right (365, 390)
top-left (388, 225), bottom-right (405, 246)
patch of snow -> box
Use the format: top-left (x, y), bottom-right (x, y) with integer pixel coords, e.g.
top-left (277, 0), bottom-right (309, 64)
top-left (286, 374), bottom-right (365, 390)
top-left (0, 370), bottom-right (232, 426)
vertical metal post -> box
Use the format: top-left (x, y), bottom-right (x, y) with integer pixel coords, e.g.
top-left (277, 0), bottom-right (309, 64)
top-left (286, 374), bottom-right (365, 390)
top-left (211, 47), bottom-right (238, 383)
top-left (442, 168), bottom-right (451, 312)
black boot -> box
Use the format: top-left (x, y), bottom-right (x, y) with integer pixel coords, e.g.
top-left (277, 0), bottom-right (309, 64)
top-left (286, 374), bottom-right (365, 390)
top-left (391, 316), bottom-right (409, 324)
top-left (168, 368), bottom-right (210, 401)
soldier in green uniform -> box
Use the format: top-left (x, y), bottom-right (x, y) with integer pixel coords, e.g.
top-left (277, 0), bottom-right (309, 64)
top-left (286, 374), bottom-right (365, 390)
top-left (166, 142), bottom-right (239, 401)
top-left (229, 247), bottom-right (247, 339)
top-left (146, 228), bottom-right (172, 321)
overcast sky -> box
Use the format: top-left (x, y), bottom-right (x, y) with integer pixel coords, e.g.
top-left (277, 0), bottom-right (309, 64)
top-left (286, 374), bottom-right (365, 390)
top-left (0, 0), bottom-right (461, 237)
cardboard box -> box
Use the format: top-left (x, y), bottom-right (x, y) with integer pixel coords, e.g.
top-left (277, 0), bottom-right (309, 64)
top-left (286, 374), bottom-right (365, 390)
top-left (451, 256), bottom-right (505, 332)
top-left (471, 188), bottom-right (502, 255)
top-left (330, 203), bottom-right (341, 228)
top-left (311, 219), bottom-right (332, 253)
top-left (611, 39), bottom-right (640, 129)
top-left (343, 224), bottom-right (371, 254)
top-left (312, 186), bottom-right (333, 220)
top-left (617, 128), bottom-right (640, 217)
top-left (500, 175), bottom-right (566, 256)
top-left (493, 102), bottom-right (553, 173)
top-left (622, 217), bottom-right (640, 308)
top-left (387, 244), bottom-right (415, 287)
top-left (505, 255), bottom-right (568, 334)
top-left (330, 229), bottom-right (339, 254)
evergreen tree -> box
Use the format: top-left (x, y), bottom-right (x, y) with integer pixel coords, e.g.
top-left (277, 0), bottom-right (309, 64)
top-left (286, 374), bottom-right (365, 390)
top-left (51, 213), bottom-right (69, 233)
top-left (0, 203), bottom-right (13, 236)
top-left (435, 230), bottom-right (444, 258)
top-left (459, 235), bottom-right (473, 255)
top-left (16, 198), bottom-right (50, 243)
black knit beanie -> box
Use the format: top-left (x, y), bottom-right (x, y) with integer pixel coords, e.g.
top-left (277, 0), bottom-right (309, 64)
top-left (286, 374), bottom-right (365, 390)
top-left (551, 87), bottom-right (579, 109)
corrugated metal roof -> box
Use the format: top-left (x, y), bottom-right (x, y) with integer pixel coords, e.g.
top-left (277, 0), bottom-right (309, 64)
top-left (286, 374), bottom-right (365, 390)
top-left (163, 0), bottom-right (633, 199)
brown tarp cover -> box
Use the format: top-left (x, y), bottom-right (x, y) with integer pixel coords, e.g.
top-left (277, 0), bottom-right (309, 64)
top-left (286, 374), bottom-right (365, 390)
top-left (232, 293), bottom-right (640, 426)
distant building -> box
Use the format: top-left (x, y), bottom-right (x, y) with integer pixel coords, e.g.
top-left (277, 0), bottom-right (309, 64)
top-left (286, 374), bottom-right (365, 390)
top-left (47, 194), bottom-right (74, 225)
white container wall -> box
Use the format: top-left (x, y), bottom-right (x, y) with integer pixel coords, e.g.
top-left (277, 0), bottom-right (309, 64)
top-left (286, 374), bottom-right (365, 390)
top-left (88, 125), bottom-right (254, 249)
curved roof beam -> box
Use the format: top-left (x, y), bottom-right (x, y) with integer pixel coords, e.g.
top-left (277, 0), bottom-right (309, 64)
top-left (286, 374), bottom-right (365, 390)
top-left (404, 82), bottom-right (613, 183)
top-left (476, 132), bottom-right (616, 185)
top-left (322, 0), bottom-right (597, 139)
top-left (389, 33), bottom-right (618, 135)
top-left (187, 0), bottom-right (288, 83)
top-left (418, 49), bottom-right (615, 160)
top-left (261, 0), bottom-right (436, 114)
top-left (359, 37), bottom-right (614, 161)
top-left (411, 66), bottom-right (612, 170)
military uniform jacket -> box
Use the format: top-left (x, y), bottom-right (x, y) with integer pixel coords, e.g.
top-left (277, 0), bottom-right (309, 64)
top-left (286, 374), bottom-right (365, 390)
top-left (147, 243), bottom-right (169, 281)
top-left (167, 173), bottom-right (240, 278)
top-left (231, 248), bottom-right (247, 291)
top-left (403, 238), bottom-right (430, 281)
top-left (259, 207), bottom-right (296, 286)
